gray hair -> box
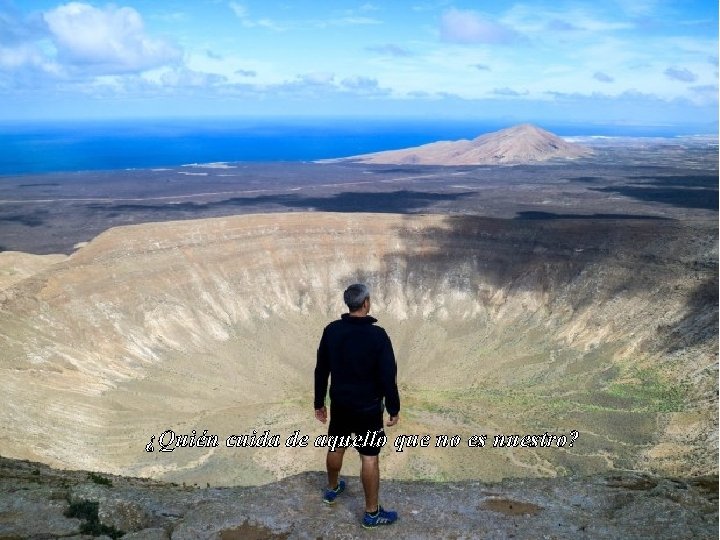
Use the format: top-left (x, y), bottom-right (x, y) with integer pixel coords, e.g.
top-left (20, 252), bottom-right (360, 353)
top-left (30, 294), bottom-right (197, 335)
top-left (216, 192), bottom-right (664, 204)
top-left (344, 283), bottom-right (370, 311)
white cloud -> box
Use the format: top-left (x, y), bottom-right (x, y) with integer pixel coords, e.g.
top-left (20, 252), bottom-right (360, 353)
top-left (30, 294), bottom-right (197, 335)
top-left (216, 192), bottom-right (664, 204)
top-left (158, 67), bottom-right (227, 88)
top-left (664, 66), bottom-right (697, 82)
top-left (339, 16), bottom-right (380, 25)
top-left (228, 2), bottom-right (379, 31)
top-left (546, 19), bottom-right (581, 31)
top-left (366, 44), bottom-right (413, 57)
top-left (228, 2), bottom-right (284, 31)
top-left (0, 43), bottom-right (43, 70)
top-left (312, 16), bottom-right (381, 28)
top-left (501, 5), bottom-right (634, 34)
top-left (492, 87), bottom-right (528, 96)
top-left (593, 71), bottom-right (614, 83)
top-left (297, 72), bottom-right (335, 85)
top-left (0, 0), bottom-right (715, 121)
top-left (0, 2), bottom-right (61, 77)
top-left (252, 18), bottom-right (285, 31)
top-left (228, 2), bottom-right (247, 19)
top-left (340, 76), bottom-right (389, 95)
top-left (256, 72), bottom-right (394, 100)
top-left (440, 8), bottom-right (522, 44)
top-left (44, 2), bottom-right (181, 74)
top-left (0, 43), bottom-right (62, 79)
top-left (611, 0), bottom-right (660, 17)
top-left (184, 50), bottom-right (281, 85)
top-left (412, 0), bottom-right (452, 12)
top-left (358, 26), bottom-right (717, 104)
top-left (688, 84), bottom-right (718, 104)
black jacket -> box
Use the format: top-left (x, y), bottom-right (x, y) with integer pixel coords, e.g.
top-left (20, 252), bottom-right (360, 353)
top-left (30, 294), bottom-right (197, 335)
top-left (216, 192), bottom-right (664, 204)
top-left (314, 314), bottom-right (400, 416)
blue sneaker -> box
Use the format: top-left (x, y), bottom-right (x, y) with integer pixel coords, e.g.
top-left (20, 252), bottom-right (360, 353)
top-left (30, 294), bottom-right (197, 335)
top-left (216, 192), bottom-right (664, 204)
top-left (362, 505), bottom-right (397, 528)
top-left (323, 479), bottom-right (345, 504)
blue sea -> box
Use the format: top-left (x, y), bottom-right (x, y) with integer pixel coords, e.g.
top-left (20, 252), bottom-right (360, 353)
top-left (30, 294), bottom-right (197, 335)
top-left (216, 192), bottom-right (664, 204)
top-left (0, 118), bottom-right (711, 175)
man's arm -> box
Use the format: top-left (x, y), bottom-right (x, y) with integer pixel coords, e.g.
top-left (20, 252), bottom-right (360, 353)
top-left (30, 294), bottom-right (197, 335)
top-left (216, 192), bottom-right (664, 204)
top-left (378, 330), bottom-right (400, 421)
top-left (314, 327), bottom-right (330, 419)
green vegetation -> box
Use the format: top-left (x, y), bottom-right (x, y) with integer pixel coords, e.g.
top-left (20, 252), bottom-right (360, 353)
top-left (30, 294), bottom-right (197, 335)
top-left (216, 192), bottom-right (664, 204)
top-left (407, 363), bottom-right (687, 417)
top-left (64, 500), bottom-right (124, 538)
top-left (87, 471), bottom-right (113, 486)
top-left (606, 367), bottom-right (688, 413)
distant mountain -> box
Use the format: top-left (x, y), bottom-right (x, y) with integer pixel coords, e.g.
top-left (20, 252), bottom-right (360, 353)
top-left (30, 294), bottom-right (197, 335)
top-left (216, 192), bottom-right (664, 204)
top-left (346, 123), bottom-right (592, 165)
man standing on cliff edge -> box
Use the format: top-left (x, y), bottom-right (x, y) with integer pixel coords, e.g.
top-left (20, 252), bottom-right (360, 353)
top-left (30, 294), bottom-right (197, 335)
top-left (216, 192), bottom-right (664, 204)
top-left (314, 283), bottom-right (400, 528)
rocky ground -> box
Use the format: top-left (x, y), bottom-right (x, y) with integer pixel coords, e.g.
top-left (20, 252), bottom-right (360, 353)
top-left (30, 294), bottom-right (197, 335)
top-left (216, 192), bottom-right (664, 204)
top-left (0, 455), bottom-right (716, 539)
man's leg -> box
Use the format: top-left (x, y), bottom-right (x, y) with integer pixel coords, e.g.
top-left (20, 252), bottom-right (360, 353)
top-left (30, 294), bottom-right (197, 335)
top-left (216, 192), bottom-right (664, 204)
top-left (326, 447), bottom-right (346, 489)
top-left (360, 454), bottom-right (380, 512)
top-left (355, 414), bottom-right (397, 527)
top-left (359, 452), bottom-right (398, 527)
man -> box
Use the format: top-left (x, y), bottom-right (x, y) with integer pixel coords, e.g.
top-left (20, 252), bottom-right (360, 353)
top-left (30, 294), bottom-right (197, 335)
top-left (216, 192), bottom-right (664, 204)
top-left (314, 283), bottom-right (400, 528)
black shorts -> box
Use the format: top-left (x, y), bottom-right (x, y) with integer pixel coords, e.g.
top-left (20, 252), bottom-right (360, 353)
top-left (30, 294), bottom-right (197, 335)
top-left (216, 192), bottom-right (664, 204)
top-left (328, 403), bottom-right (386, 456)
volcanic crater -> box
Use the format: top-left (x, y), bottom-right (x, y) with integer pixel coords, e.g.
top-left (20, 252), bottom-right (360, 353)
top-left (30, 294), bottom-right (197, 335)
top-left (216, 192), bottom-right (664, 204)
top-left (0, 211), bottom-right (716, 487)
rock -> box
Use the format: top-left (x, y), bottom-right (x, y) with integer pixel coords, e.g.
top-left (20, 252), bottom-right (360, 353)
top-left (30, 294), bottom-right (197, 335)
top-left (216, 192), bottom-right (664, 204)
top-left (2, 457), bottom-right (716, 540)
top-left (97, 499), bottom-right (153, 532)
top-left (123, 527), bottom-right (171, 539)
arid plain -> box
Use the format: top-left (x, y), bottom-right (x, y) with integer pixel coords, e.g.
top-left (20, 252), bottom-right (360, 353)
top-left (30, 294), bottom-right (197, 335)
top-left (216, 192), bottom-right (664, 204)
top-left (0, 131), bottom-right (717, 491)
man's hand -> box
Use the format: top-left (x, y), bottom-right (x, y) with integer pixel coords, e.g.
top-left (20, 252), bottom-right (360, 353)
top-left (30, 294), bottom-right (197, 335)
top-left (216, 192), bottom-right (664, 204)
top-left (386, 414), bottom-right (399, 427)
top-left (315, 406), bottom-right (327, 424)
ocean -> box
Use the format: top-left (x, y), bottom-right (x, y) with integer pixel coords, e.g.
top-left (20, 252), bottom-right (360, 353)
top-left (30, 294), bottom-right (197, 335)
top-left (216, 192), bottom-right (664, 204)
top-left (0, 118), bottom-right (711, 175)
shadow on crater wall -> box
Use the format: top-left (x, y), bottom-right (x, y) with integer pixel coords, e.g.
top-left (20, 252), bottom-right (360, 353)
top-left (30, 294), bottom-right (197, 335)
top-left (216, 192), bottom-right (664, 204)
top-left (342, 214), bottom-right (718, 351)
top-left (400, 215), bottom-right (699, 293)
top-left (658, 275), bottom-right (719, 353)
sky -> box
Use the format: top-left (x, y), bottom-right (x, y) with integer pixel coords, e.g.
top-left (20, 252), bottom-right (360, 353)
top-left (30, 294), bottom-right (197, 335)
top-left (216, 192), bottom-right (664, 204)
top-left (0, 0), bottom-right (717, 128)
